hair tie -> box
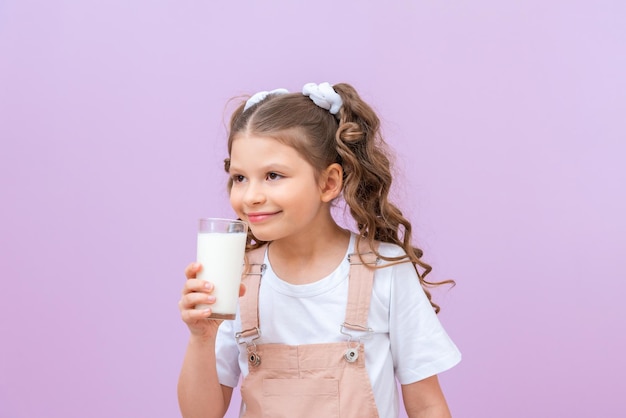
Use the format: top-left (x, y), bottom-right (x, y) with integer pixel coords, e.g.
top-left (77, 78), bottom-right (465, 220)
top-left (302, 82), bottom-right (343, 115)
top-left (244, 88), bottom-right (289, 111)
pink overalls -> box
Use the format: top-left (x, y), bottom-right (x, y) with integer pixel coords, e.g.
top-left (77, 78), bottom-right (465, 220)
top-left (235, 244), bottom-right (381, 418)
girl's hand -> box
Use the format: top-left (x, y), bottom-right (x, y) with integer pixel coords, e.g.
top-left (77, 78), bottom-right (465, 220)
top-left (178, 263), bottom-right (245, 339)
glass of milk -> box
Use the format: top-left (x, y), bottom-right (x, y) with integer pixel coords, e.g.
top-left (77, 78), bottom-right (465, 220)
top-left (196, 218), bottom-right (248, 320)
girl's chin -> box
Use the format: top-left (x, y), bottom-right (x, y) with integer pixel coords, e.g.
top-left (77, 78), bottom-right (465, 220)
top-left (248, 228), bottom-right (273, 243)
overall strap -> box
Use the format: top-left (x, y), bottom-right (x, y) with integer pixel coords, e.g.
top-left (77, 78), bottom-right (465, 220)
top-left (343, 240), bottom-right (380, 334)
top-left (237, 245), bottom-right (266, 341)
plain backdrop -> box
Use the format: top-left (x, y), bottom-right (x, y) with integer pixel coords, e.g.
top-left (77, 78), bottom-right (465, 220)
top-left (1, 1), bottom-right (625, 417)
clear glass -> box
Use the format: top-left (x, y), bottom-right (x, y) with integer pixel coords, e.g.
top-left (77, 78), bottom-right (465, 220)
top-left (196, 218), bottom-right (248, 320)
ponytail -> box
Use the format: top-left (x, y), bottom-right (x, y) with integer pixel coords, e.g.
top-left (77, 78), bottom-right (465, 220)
top-left (333, 83), bottom-right (453, 313)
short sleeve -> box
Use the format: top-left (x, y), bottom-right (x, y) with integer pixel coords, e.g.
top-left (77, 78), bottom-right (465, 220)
top-left (388, 260), bottom-right (461, 384)
top-left (214, 317), bottom-right (242, 388)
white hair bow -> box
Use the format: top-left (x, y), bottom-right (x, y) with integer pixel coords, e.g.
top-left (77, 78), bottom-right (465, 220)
top-left (243, 88), bottom-right (289, 111)
top-left (302, 82), bottom-right (343, 115)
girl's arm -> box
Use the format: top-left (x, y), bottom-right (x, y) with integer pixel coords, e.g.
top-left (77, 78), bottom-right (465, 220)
top-left (177, 334), bottom-right (233, 418)
top-left (177, 262), bottom-right (241, 418)
top-left (401, 375), bottom-right (452, 418)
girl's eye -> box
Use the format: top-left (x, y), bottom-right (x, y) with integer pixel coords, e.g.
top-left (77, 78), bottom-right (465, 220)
top-left (266, 172), bottom-right (282, 181)
top-left (232, 175), bottom-right (246, 183)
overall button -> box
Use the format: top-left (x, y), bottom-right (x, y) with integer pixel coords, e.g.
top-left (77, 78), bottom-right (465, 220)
top-left (344, 348), bottom-right (359, 363)
top-left (248, 352), bottom-right (261, 367)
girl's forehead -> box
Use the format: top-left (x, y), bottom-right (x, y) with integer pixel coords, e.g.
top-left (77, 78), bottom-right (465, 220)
top-left (230, 135), bottom-right (300, 160)
top-left (232, 127), bottom-right (304, 144)
top-left (229, 134), bottom-right (318, 175)
top-left (230, 132), bottom-right (304, 157)
top-left (231, 134), bottom-right (285, 153)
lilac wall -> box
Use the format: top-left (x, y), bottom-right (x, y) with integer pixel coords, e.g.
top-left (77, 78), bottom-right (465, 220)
top-left (1, 1), bottom-right (624, 417)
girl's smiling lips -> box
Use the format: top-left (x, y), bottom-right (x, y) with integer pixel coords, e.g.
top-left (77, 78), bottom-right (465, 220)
top-left (246, 211), bottom-right (280, 223)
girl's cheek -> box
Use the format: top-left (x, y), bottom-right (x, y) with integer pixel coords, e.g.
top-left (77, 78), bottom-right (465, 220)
top-left (229, 190), bottom-right (243, 210)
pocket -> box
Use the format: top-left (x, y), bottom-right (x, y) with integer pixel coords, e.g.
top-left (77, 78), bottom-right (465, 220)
top-left (262, 378), bottom-right (339, 418)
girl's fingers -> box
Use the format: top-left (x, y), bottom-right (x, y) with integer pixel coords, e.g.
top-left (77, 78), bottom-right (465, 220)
top-left (184, 262), bottom-right (202, 279)
top-left (179, 295), bottom-right (215, 326)
top-left (179, 264), bottom-right (246, 327)
top-left (179, 291), bottom-right (216, 310)
top-left (182, 278), bottom-right (213, 295)
top-left (180, 304), bottom-right (212, 323)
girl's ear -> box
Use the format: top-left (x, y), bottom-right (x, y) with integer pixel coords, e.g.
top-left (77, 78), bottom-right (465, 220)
top-left (320, 163), bottom-right (343, 202)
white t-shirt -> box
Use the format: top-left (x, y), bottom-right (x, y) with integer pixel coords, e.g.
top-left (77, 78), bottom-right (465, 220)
top-left (215, 233), bottom-right (461, 418)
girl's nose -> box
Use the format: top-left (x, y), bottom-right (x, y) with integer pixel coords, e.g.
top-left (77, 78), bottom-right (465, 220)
top-left (244, 182), bottom-right (266, 206)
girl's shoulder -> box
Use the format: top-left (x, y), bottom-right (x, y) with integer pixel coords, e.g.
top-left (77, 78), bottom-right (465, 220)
top-left (375, 240), bottom-right (407, 258)
top-left (366, 239), bottom-right (410, 269)
top-left (352, 233), bottom-right (406, 258)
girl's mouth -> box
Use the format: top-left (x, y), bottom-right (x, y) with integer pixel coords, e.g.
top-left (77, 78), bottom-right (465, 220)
top-left (247, 212), bottom-right (279, 224)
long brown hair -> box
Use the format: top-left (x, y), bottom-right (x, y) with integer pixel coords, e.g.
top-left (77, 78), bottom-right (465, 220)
top-left (223, 83), bottom-right (453, 312)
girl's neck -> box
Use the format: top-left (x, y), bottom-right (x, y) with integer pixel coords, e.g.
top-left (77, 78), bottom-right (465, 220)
top-left (267, 225), bottom-right (351, 285)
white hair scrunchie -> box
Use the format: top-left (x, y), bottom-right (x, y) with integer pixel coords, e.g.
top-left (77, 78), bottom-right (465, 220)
top-left (302, 82), bottom-right (343, 115)
top-left (243, 88), bottom-right (289, 111)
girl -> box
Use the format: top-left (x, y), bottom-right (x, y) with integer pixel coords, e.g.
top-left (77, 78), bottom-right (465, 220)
top-left (178, 82), bottom-right (461, 418)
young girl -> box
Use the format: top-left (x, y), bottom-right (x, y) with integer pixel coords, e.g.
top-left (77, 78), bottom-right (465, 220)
top-left (178, 82), bottom-right (461, 418)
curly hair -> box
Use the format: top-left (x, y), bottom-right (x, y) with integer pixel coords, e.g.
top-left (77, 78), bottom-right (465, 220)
top-left (223, 83), bottom-right (453, 313)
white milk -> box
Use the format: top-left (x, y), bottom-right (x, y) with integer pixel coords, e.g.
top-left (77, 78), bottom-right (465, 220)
top-left (196, 232), bottom-right (247, 318)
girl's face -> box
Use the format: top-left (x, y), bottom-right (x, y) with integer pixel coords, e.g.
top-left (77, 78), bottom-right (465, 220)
top-left (228, 133), bottom-right (332, 243)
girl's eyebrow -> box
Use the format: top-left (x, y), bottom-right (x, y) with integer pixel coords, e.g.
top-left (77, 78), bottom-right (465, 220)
top-left (228, 163), bottom-right (291, 173)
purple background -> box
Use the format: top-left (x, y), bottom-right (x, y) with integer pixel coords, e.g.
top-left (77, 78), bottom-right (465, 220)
top-left (1, 1), bottom-right (624, 417)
